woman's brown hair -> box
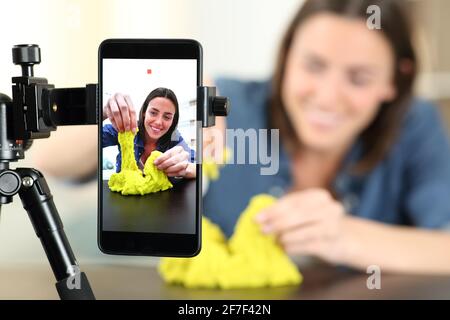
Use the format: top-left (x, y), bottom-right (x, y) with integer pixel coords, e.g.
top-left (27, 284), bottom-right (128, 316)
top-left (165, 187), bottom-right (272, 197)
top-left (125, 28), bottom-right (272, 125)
top-left (270, 0), bottom-right (417, 173)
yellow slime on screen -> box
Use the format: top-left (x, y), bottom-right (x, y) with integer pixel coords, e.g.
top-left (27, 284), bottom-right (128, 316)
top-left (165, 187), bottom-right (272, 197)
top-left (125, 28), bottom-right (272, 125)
top-left (108, 130), bottom-right (173, 195)
top-left (159, 194), bottom-right (303, 289)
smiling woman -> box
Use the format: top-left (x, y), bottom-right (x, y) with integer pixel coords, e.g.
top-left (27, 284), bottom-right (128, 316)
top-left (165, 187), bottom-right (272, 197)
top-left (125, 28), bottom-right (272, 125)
top-left (203, 0), bottom-right (450, 275)
top-left (102, 88), bottom-right (196, 179)
top-left (271, 0), bottom-right (415, 174)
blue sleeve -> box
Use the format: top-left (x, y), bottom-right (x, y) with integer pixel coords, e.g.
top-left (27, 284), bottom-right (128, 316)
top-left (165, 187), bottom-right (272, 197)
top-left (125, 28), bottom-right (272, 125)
top-left (175, 135), bottom-right (196, 163)
top-left (102, 124), bottom-right (118, 148)
top-left (402, 100), bottom-right (450, 229)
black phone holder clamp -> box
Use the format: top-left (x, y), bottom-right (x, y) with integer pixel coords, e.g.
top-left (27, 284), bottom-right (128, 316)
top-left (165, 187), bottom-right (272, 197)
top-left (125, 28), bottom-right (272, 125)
top-left (0, 44), bottom-right (229, 300)
top-left (7, 44), bottom-right (228, 141)
top-left (198, 86), bottom-right (230, 128)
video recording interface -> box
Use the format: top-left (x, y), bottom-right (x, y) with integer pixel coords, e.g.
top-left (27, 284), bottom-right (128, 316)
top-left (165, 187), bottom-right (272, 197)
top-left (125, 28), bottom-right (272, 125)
top-left (101, 58), bottom-right (198, 234)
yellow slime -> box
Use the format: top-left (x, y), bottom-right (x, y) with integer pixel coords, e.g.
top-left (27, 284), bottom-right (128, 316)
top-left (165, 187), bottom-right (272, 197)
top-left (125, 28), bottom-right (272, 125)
top-left (202, 148), bottom-right (230, 181)
top-left (108, 130), bottom-right (173, 195)
top-left (159, 194), bottom-right (303, 289)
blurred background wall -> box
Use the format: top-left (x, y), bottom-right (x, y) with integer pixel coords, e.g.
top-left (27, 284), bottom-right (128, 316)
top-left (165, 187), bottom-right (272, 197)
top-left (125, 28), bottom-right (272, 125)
top-left (1, 0), bottom-right (448, 114)
top-left (0, 0), bottom-right (449, 266)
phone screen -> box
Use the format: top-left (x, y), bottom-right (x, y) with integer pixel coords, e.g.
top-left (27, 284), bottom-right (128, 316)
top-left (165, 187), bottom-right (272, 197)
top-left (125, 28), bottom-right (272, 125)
top-left (98, 40), bottom-right (201, 256)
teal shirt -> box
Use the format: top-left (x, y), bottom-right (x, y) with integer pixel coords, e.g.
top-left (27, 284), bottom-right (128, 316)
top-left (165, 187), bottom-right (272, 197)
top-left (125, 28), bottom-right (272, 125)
top-left (203, 78), bottom-right (450, 237)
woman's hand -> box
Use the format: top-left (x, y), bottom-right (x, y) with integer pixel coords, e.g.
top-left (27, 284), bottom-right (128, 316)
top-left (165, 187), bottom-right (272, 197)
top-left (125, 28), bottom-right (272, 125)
top-left (103, 93), bottom-right (137, 133)
top-left (154, 146), bottom-right (195, 178)
top-left (255, 189), bottom-right (354, 265)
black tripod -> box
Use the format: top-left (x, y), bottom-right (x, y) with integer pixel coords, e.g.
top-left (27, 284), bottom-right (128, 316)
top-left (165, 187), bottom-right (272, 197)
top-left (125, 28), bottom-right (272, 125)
top-left (0, 45), bottom-right (96, 300)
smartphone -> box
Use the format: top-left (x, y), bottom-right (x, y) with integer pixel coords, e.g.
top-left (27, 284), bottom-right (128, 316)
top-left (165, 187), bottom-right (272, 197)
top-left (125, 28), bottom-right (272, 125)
top-left (98, 39), bottom-right (202, 257)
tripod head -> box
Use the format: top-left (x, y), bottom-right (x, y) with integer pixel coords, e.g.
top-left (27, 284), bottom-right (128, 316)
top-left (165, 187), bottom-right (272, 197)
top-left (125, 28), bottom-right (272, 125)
top-left (11, 44), bottom-right (57, 141)
top-left (0, 44), bottom-right (98, 166)
top-left (0, 45), bottom-right (46, 165)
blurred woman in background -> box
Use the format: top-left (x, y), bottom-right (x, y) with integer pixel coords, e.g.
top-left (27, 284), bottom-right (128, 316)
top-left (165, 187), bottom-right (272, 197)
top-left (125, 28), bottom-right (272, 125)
top-left (34, 0), bottom-right (450, 274)
top-left (204, 0), bottom-right (450, 274)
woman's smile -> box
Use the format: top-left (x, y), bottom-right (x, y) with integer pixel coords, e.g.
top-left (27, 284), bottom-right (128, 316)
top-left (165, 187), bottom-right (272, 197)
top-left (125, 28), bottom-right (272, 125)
top-left (146, 121), bottom-right (169, 139)
top-left (149, 125), bottom-right (163, 134)
top-left (303, 105), bottom-right (344, 132)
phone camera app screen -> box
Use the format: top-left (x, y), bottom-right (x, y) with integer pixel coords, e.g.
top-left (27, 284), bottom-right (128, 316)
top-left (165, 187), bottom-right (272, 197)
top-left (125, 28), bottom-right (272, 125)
top-left (101, 58), bottom-right (197, 234)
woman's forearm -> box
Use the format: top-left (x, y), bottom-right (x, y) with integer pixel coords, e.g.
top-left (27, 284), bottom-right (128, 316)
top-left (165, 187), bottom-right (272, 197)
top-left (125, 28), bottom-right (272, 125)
top-left (31, 126), bottom-right (98, 179)
top-left (342, 216), bottom-right (450, 275)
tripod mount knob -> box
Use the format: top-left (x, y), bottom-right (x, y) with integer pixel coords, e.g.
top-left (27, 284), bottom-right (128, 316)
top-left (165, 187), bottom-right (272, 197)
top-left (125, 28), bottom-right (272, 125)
top-left (0, 170), bottom-right (21, 197)
top-left (12, 44), bottom-right (41, 77)
top-left (212, 96), bottom-right (230, 117)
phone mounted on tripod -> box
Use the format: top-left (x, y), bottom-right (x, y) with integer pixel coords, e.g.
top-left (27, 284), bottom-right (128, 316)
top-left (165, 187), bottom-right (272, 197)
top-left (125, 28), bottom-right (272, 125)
top-left (0, 44), bottom-right (229, 300)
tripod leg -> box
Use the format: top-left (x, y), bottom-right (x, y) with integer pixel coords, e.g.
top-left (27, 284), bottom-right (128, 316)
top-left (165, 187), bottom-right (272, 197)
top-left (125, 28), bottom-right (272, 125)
top-left (16, 168), bottom-right (95, 300)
